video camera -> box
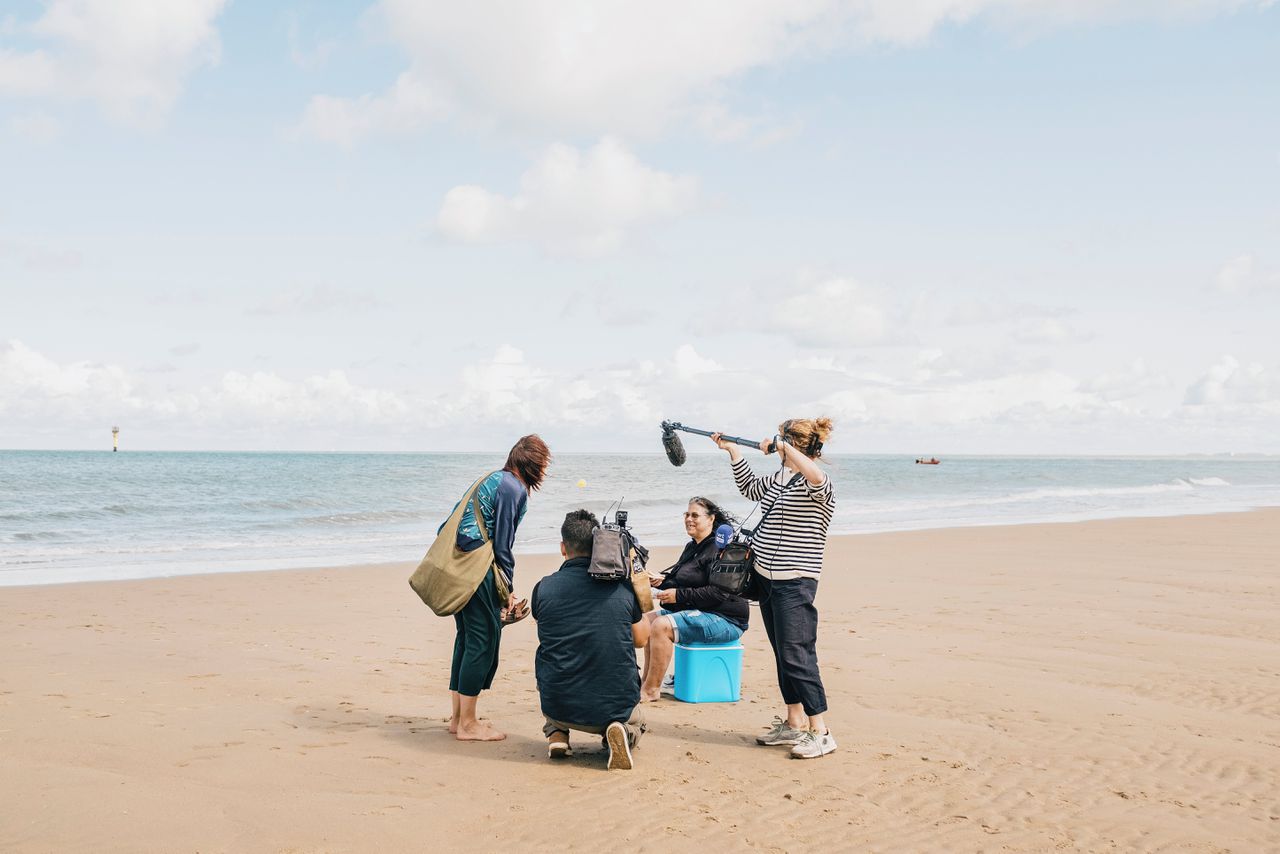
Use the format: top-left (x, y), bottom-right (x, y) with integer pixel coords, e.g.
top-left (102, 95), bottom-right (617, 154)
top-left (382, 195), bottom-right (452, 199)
top-left (588, 505), bottom-right (650, 583)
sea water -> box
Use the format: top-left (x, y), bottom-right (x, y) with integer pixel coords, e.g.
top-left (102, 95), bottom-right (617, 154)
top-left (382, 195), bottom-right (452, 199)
top-left (2, 450), bottom-right (1278, 586)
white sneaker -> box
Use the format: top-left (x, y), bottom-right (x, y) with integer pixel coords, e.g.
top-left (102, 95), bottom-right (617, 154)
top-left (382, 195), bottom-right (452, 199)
top-left (756, 716), bottom-right (807, 746)
top-left (605, 721), bottom-right (633, 770)
top-left (790, 730), bottom-right (837, 759)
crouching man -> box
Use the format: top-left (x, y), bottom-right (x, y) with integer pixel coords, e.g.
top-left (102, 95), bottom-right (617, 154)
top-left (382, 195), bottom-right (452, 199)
top-left (531, 509), bottom-right (650, 769)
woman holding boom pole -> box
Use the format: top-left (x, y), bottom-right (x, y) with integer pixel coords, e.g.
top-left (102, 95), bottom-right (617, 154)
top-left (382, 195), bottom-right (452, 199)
top-left (712, 417), bottom-right (837, 759)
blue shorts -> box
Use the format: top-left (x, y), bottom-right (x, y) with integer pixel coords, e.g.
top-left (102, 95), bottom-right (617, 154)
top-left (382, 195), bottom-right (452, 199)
top-left (658, 608), bottom-right (744, 646)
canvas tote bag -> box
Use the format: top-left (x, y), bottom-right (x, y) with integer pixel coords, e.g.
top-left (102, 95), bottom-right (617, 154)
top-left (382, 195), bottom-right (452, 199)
top-left (409, 473), bottom-right (510, 616)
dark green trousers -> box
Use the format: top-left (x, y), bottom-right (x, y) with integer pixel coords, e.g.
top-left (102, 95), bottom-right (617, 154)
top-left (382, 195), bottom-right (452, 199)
top-left (449, 569), bottom-right (502, 696)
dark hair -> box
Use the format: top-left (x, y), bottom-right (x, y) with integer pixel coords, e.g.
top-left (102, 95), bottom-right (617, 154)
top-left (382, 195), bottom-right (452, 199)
top-left (688, 497), bottom-right (736, 530)
top-left (504, 434), bottom-right (551, 491)
top-left (561, 509), bottom-right (598, 557)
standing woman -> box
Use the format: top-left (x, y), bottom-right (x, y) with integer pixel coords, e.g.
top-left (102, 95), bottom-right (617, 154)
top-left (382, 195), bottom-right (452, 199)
top-left (446, 434), bottom-right (551, 741)
top-left (712, 418), bottom-right (837, 759)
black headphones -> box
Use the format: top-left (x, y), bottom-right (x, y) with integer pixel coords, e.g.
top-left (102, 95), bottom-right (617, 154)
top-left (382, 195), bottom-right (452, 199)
top-left (780, 419), bottom-right (823, 458)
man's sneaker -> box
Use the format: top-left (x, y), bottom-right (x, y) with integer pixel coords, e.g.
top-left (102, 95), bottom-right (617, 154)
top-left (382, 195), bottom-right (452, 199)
top-left (605, 721), bottom-right (633, 770)
top-left (755, 716), bottom-right (807, 746)
top-left (790, 730), bottom-right (838, 759)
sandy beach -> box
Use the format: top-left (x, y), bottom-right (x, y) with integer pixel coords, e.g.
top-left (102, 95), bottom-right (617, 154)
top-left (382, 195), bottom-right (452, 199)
top-left (1, 510), bottom-right (1277, 853)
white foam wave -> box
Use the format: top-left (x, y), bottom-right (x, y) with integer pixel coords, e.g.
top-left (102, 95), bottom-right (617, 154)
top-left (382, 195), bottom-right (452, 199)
top-left (838, 477), bottom-right (1248, 519)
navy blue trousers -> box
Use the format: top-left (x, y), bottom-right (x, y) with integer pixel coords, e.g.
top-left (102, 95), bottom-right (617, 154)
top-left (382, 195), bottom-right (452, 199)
top-left (449, 569), bottom-right (502, 697)
top-left (758, 576), bottom-right (828, 717)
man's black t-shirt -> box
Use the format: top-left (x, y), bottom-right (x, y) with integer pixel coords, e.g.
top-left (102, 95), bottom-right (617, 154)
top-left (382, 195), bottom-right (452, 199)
top-left (531, 556), bottom-right (642, 726)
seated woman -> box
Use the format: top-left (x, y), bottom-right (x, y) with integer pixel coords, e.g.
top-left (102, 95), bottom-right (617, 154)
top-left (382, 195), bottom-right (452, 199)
top-left (639, 497), bottom-right (748, 702)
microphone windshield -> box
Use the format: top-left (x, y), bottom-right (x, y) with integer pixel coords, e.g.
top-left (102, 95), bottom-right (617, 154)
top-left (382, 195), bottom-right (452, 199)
top-left (662, 429), bottom-right (686, 466)
top-left (714, 524), bottom-right (734, 549)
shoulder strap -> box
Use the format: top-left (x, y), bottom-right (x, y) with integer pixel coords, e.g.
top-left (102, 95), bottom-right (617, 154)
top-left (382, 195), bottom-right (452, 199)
top-left (757, 473), bottom-right (805, 528)
top-left (469, 471), bottom-right (501, 543)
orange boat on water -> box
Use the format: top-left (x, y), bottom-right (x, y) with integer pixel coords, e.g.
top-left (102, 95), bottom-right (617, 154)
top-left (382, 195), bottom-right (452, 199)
top-left (915, 457), bottom-right (940, 465)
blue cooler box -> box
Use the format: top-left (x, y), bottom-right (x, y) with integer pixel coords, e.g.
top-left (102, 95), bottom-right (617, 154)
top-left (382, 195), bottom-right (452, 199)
top-left (673, 642), bottom-right (743, 703)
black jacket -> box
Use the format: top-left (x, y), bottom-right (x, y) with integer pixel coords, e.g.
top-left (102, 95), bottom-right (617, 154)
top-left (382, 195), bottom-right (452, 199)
top-left (657, 536), bottom-right (749, 630)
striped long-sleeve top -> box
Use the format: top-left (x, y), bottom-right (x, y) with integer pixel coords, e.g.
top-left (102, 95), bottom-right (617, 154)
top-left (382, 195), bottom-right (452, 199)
top-left (731, 456), bottom-right (835, 581)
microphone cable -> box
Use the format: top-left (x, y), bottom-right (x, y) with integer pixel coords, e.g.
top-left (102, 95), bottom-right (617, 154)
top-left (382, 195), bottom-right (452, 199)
top-left (746, 448), bottom-right (800, 609)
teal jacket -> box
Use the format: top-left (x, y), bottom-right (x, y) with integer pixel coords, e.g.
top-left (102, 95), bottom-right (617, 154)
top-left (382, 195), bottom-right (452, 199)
top-left (440, 470), bottom-right (527, 586)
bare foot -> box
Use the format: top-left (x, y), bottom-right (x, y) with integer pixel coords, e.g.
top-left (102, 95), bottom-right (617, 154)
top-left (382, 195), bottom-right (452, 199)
top-left (455, 722), bottom-right (506, 741)
top-left (639, 689), bottom-right (662, 703)
top-left (450, 715), bottom-right (490, 734)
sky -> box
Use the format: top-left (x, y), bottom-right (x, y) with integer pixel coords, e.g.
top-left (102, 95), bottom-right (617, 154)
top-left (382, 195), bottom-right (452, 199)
top-left (1, 0), bottom-right (1278, 455)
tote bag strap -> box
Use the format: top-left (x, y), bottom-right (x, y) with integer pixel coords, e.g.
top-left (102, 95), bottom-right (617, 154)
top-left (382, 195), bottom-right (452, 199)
top-left (439, 472), bottom-right (494, 541)
top-left (464, 471), bottom-right (509, 601)
top-left (470, 474), bottom-right (495, 544)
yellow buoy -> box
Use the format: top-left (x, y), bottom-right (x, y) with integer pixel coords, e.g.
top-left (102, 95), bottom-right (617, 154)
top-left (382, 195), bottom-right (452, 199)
top-left (576, 479), bottom-right (587, 488)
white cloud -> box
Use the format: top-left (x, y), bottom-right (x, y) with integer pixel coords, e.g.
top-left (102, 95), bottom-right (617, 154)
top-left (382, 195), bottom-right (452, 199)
top-left (0, 237), bottom-right (82, 270)
top-left (1213, 254), bottom-right (1278, 294)
top-left (435, 137), bottom-right (699, 256)
top-left (0, 340), bottom-right (134, 408)
top-left (295, 71), bottom-right (446, 147)
top-left (245, 284), bottom-right (383, 317)
top-left (5, 111), bottom-right (61, 141)
top-left (1183, 355), bottom-right (1273, 406)
top-left (208, 369), bottom-right (409, 427)
top-left (0, 0), bottom-right (228, 125)
top-left (0, 339), bottom-right (414, 439)
top-left (946, 296), bottom-right (1070, 326)
top-left (1011, 316), bottom-right (1085, 345)
top-left (672, 345), bottom-right (723, 381)
top-left (760, 276), bottom-right (895, 348)
top-left (437, 344), bottom-right (733, 430)
top-left (817, 369), bottom-right (1107, 428)
top-left (324, 0), bottom-right (831, 140)
top-left (0, 50), bottom-right (59, 97)
top-left (301, 0), bottom-right (1272, 143)
top-left (559, 290), bottom-right (659, 326)
top-left (4, 340), bottom-right (1278, 452)
top-left (0, 340), bottom-right (747, 448)
top-left (286, 12), bottom-right (337, 72)
top-left (1081, 358), bottom-right (1169, 403)
top-left (451, 345), bottom-right (551, 424)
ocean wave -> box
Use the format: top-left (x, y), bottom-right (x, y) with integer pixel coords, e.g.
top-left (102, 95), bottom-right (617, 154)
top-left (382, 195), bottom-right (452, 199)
top-left (11, 531), bottom-right (67, 542)
top-left (0, 507), bottom-right (120, 523)
top-left (0, 530), bottom-right (428, 565)
top-left (239, 497), bottom-right (332, 511)
top-left (841, 478), bottom-right (1229, 517)
top-left (269, 509), bottom-right (424, 528)
top-left (5, 450), bottom-right (1279, 587)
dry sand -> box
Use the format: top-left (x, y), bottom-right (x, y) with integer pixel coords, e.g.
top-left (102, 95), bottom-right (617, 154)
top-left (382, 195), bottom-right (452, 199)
top-left (1, 510), bottom-right (1278, 853)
